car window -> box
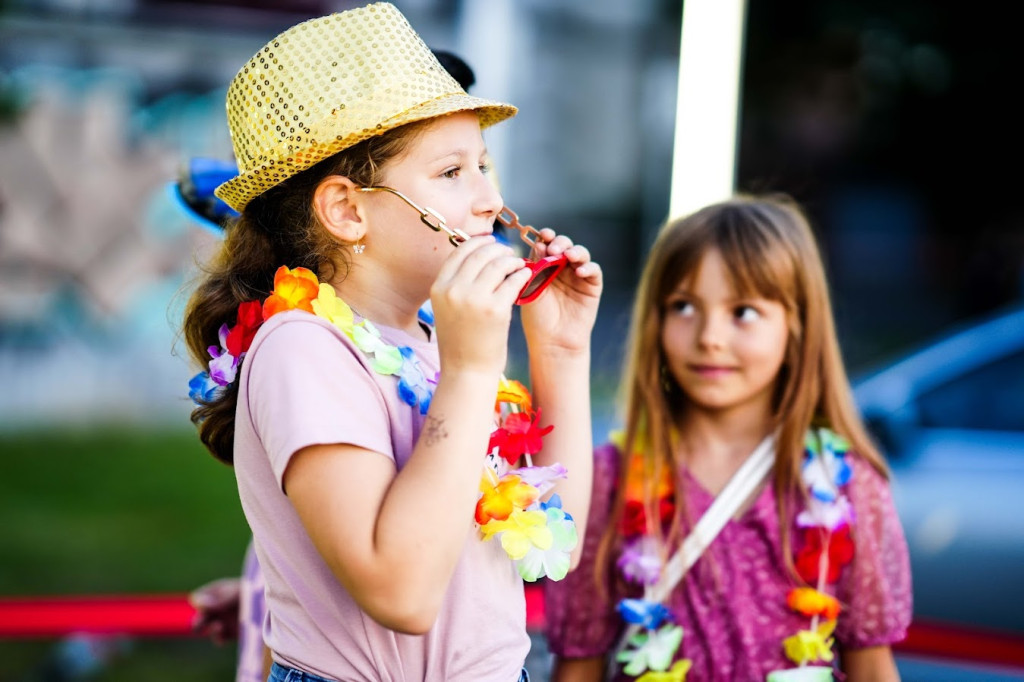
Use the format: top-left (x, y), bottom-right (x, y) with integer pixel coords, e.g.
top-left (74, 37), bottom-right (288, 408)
top-left (917, 350), bottom-right (1024, 431)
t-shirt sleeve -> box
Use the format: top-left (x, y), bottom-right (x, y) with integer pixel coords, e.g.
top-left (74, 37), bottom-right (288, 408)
top-left (834, 454), bottom-right (913, 649)
top-left (544, 443), bottom-right (625, 659)
top-left (244, 315), bottom-right (393, 491)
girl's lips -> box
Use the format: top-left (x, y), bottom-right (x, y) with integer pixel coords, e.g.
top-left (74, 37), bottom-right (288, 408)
top-left (689, 364), bottom-right (737, 378)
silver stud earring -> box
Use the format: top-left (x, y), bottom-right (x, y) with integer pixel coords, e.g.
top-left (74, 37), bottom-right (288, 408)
top-left (352, 239), bottom-right (365, 254)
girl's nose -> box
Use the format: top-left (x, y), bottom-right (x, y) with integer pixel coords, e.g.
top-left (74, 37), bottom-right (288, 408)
top-left (698, 312), bottom-right (727, 350)
top-left (473, 170), bottom-right (504, 218)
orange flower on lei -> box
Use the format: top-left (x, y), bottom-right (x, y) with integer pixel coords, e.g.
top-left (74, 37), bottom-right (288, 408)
top-left (263, 266), bottom-right (319, 318)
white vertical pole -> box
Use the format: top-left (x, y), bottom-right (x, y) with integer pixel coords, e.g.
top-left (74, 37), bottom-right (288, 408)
top-left (668, 0), bottom-right (748, 221)
top-left (456, 0), bottom-right (515, 192)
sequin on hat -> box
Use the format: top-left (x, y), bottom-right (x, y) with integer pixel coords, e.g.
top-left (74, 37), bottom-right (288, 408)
top-left (215, 2), bottom-right (517, 212)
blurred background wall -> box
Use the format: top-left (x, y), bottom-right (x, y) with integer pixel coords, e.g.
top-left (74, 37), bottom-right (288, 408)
top-left (1, 0), bottom-right (1019, 432)
top-left (1, 0), bottom-right (1019, 430)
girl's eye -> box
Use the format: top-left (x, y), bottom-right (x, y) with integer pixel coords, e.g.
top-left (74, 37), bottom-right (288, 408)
top-left (441, 166), bottom-right (460, 179)
top-left (479, 162), bottom-right (493, 175)
top-left (735, 305), bottom-right (760, 322)
top-left (667, 299), bottom-right (694, 316)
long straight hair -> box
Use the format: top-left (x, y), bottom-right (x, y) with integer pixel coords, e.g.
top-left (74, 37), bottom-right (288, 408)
top-left (595, 193), bottom-right (887, 591)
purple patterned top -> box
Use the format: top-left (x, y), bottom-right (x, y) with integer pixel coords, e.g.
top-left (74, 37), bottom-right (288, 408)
top-left (544, 442), bottom-right (912, 681)
top-left (237, 539), bottom-right (266, 682)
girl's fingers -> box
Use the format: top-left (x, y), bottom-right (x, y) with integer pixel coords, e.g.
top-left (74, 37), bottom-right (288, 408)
top-left (433, 234), bottom-right (496, 284)
top-left (496, 266), bottom-right (534, 302)
top-left (452, 242), bottom-right (519, 288)
top-left (537, 234), bottom-right (574, 257)
top-left (536, 227), bottom-right (557, 242)
top-left (564, 244), bottom-right (591, 265)
top-left (472, 253), bottom-right (530, 295)
top-left (575, 259), bottom-right (602, 282)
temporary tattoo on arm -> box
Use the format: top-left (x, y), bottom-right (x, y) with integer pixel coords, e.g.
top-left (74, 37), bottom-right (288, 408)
top-left (422, 415), bottom-right (448, 446)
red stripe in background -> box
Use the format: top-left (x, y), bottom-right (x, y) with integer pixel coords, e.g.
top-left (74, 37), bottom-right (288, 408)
top-left (0, 594), bottom-right (196, 637)
top-left (2, 588), bottom-right (1024, 673)
top-left (895, 619), bottom-right (1024, 670)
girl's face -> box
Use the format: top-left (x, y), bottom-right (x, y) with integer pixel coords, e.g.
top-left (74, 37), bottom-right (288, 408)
top-left (660, 247), bottom-right (790, 418)
top-left (363, 111), bottom-right (503, 286)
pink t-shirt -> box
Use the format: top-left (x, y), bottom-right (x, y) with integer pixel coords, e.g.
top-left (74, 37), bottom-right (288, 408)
top-left (544, 441), bottom-right (912, 681)
top-left (234, 311), bottom-right (529, 681)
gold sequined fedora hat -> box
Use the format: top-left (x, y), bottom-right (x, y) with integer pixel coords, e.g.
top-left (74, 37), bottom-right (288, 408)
top-left (215, 2), bottom-right (517, 212)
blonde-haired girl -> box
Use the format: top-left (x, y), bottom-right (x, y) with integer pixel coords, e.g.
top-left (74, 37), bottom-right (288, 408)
top-left (545, 194), bottom-right (910, 682)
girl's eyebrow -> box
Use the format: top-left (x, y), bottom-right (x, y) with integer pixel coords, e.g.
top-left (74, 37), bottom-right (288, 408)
top-left (430, 146), bottom-right (490, 165)
top-left (430, 150), bottom-right (465, 164)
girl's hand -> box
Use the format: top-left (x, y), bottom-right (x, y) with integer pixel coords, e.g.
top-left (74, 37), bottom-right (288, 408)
top-left (430, 235), bottom-right (533, 375)
top-left (189, 577), bottom-right (241, 645)
top-left (519, 228), bottom-right (603, 355)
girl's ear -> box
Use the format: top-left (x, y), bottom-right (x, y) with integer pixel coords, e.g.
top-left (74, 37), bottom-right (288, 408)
top-left (313, 175), bottom-right (365, 244)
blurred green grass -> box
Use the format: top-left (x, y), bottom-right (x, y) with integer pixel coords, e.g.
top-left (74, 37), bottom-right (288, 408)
top-left (0, 426), bottom-right (250, 680)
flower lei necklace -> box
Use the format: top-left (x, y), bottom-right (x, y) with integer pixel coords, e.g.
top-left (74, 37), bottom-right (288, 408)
top-left (189, 265), bottom-right (577, 582)
top-left (611, 428), bottom-right (855, 681)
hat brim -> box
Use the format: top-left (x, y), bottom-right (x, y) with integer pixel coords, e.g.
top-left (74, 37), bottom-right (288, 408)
top-left (215, 93), bottom-right (516, 213)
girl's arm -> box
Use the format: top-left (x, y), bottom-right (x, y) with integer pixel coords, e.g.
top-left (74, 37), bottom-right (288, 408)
top-left (841, 645), bottom-right (901, 682)
top-left (285, 237), bottom-right (533, 634)
top-left (550, 655), bottom-right (606, 682)
top-left (519, 231), bottom-right (602, 566)
top-left (528, 346), bottom-right (592, 567)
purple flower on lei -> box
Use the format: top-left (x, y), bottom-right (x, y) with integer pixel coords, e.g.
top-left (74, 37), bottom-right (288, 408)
top-left (207, 323), bottom-right (242, 386)
top-left (617, 535), bottom-right (663, 585)
top-left (516, 463), bottom-right (568, 497)
top-left (797, 494), bottom-right (855, 530)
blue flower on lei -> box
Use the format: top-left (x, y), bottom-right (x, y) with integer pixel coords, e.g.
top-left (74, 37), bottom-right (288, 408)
top-left (396, 345), bottom-right (436, 414)
top-left (802, 430), bottom-right (852, 502)
top-left (618, 598), bottom-right (672, 630)
top-left (188, 371), bottom-right (221, 403)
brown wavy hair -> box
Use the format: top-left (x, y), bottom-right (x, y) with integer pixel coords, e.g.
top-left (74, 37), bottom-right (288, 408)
top-left (182, 120), bottom-right (431, 464)
top-left (595, 193), bottom-right (888, 593)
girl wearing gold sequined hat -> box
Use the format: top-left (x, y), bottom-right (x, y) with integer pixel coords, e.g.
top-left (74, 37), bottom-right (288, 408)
top-left (181, 3), bottom-right (602, 681)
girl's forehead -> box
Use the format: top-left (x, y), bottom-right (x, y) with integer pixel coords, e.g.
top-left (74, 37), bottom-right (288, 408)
top-left (670, 248), bottom-right (771, 300)
top-left (382, 112), bottom-right (487, 175)
top-left (412, 113), bottom-right (486, 153)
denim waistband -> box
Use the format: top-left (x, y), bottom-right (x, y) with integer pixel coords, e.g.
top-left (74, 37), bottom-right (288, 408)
top-left (268, 662), bottom-right (530, 682)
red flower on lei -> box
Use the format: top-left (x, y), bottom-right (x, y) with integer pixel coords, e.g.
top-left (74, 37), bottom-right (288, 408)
top-left (225, 300), bottom-right (264, 357)
top-left (620, 496), bottom-right (675, 537)
top-left (488, 409), bottom-right (553, 465)
top-left (795, 524), bottom-right (854, 584)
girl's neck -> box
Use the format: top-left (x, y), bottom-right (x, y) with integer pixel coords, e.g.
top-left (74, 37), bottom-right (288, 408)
top-left (675, 405), bottom-right (774, 473)
top-left (330, 275), bottom-right (429, 341)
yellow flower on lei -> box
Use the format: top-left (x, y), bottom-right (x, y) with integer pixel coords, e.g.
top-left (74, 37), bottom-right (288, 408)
top-left (311, 283), bottom-right (354, 333)
top-left (783, 619), bottom-right (836, 666)
top-left (637, 659), bottom-right (692, 682)
top-left (496, 377), bottom-right (532, 412)
top-left (479, 508), bottom-right (551, 560)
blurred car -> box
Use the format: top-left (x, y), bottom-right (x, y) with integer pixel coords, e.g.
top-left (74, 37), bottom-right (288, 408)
top-left (852, 303), bottom-right (1024, 673)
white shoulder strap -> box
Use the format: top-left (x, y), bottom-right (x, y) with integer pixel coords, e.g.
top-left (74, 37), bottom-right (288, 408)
top-left (610, 434), bottom-right (777, 676)
top-left (649, 434), bottom-right (776, 603)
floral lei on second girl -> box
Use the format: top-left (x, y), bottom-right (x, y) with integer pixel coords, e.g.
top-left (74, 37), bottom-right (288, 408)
top-left (612, 428), bottom-right (855, 681)
top-left (189, 266), bottom-right (577, 583)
